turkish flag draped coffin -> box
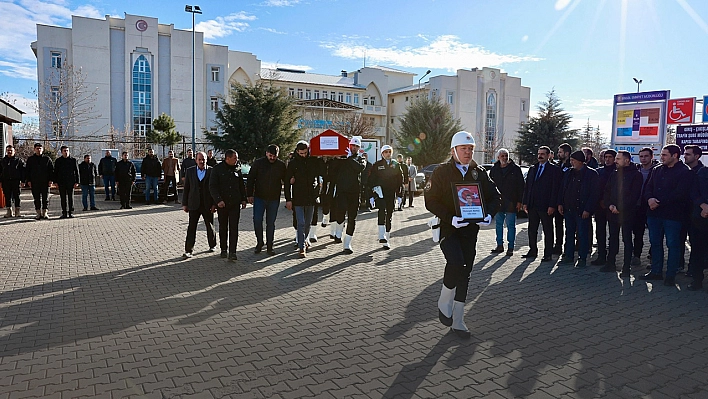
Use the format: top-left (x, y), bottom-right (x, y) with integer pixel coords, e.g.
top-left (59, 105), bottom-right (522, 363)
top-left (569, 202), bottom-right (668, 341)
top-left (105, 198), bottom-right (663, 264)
top-left (309, 129), bottom-right (349, 156)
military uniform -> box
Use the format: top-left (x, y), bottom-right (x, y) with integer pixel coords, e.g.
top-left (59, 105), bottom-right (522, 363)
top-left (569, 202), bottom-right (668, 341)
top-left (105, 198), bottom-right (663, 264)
top-left (368, 157), bottom-right (404, 247)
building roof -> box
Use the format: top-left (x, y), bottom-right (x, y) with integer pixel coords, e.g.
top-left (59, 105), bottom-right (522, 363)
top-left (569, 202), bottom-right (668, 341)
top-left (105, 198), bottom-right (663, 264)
top-left (0, 98), bottom-right (24, 125)
top-left (260, 68), bottom-right (363, 89)
top-left (368, 65), bottom-right (416, 75)
top-left (388, 83), bottom-right (429, 95)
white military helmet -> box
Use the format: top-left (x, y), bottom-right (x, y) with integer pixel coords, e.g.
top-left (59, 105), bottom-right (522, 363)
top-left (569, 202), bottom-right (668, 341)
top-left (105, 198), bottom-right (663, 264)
top-left (349, 137), bottom-right (362, 146)
top-left (450, 131), bottom-right (475, 148)
top-left (380, 145), bottom-right (393, 153)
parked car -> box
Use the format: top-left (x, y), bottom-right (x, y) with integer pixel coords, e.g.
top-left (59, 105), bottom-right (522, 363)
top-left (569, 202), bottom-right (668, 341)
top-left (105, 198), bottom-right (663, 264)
top-left (130, 159), bottom-right (178, 202)
top-left (414, 172), bottom-right (425, 193)
top-left (421, 164), bottom-right (440, 185)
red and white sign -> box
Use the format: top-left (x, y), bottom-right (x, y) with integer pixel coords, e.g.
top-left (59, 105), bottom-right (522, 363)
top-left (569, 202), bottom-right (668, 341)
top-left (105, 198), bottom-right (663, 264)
top-left (666, 97), bottom-right (695, 124)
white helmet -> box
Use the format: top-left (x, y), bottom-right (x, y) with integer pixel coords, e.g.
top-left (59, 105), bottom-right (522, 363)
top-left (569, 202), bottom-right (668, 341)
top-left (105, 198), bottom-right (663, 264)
top-left (450, 131), bottom-right (475, 148)
top-left (349, 137), bottom-right (361, 147)
top-left (380, 145), bottom-right (393, 154)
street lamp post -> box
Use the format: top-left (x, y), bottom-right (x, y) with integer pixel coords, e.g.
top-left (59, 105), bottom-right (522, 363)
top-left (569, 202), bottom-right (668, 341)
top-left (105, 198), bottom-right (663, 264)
top-left (185, 5), bottom-right (202, 153)
top-left (418, 69), bottom-right (431, 95)
top-left (633, 77), bottom-right (642, 93)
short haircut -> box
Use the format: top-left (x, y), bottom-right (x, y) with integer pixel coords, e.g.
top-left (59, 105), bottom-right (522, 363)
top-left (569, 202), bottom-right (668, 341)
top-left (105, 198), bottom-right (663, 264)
top-left (34, 143), bottom-right (43, 148)
top-left (559, 143), bottom-right (572, 154)
top-left (295, 142), bottom-right (309, 151)
top-left (684, 144), bottom-right (702, 157)
top-left (5, 145), bottom-right (13, 150)
top-left (121, 151), bottom-right (128, 156)
top-left (147, 148), bottom-right (154, 151)
top-left (84, 154), bottom-right (91, 159)
top-left (196, 151), bottom-right (207, 159)
top-left (538, 146), bottom-right (551, 155)
top-left (617, 150), bottom-right (631, 160)
top-left (582, 147), bottom-right (593, 156)
top-left (639, 147), bottom-right (653, 155)
top-left (224, 149), bottom-right (237, 159)
top-left (266, 144), bottom-right (279, 156)
top-left (496, 148), bottom-right (510, 158)
top-left (604, 149), bottom-right (617, 157)
top-left (663, 144), bottom-right (681, 157)
top-left (60, 146), bottom-right (69, 151)
top-left (187, 148), bottom-right (193, 152)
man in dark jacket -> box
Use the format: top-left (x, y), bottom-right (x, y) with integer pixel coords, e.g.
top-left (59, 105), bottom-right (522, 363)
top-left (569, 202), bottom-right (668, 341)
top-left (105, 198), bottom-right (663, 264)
top-left (25, 143), bottom-right (54, 220)
top-left (206, 150), bottom-right (218, 167)
top-left (330, 137), bottom-right (366, 254)
top-left (558, 151), bottom-right (600, 267)
top-left (181, 148), bottom-right (196, 179)
top-left (488, 148), bottom-right (524, 256)
top-left (359, 153), bottom-right (372, 210)
top-left (78, 154), bottom-right (99, 211)
top-left (54, 146), bottom-right (80, 218)
top-left (640, 144), bottom-right (693, 286)
top-left (553, 143), bottom-right (573, 254)
top-left (368, 145), bottom-right (404, 249)
top-left (425, 131), bottom-right (499, 339)
top-left (633, 147), bottom-right (659, 265)
top-left (98, 150), bottom-right (117, 201)
top-left (181, 151), bottom-right (216, 258)
top-left (686, 165), bottom-right (708, 290)
top-left (209, 149), bottom-right (247, 261)
top-left (115, 152), bottom-right (136, 209)
top-left (247, 144), bottom-right (286, 255)
top-left (285, 141), bottom-right (319, 257)
top-left (396, 154), bottom-right (407, 210)
top-left (0, 145), bottom-right (25, 218)
top-left (601, 151), bottom-right (642, 275)
top-left (522, 146), bottom-right (561, 262)
top-left (141, 148), bottom-right (162, 204)
top-left (591, 149), bottom-right (617, 265)
top-left (682, 145), bottom-right (705, 277)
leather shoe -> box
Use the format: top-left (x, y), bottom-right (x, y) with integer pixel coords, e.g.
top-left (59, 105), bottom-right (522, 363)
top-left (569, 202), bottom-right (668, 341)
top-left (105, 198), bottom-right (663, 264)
top-left (490, 245), bottom-right (504, 253)
top-left (559, 256), bottom-right (574, 264)
top-left (254, 244), bottom-right (264, 254)
top-left (267, 249), bottom-right (276, 256)
top-left (541, 255), bottom-right (553, 262)
top-left (506, 249), bottom-right (514, 256)
top-left (438, 310), bottom-right (452, 327)
top-left (638, 272), bottom-right (663, 281)
top-left (687, 281), bottom-right (703, 291)
top-left (220, 251), bottom-right (228, 258)
top-left (521, 251), bottom-right (537, 258)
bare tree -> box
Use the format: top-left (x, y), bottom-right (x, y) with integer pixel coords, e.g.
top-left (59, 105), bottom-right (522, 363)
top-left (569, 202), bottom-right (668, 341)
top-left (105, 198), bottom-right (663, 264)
top-left (338, 113), bottom-right (377, 139)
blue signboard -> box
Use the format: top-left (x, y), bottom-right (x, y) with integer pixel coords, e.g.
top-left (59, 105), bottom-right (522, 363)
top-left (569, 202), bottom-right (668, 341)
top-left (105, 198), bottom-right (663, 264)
top-left (614, 90), bottom-right (669, 104)
top-left (703, 95), bottom-right (708, 123)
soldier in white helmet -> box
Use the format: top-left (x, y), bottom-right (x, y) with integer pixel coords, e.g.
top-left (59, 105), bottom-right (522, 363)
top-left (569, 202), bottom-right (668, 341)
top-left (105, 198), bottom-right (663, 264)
top-left (425, 131), bottom-right (500, 339)
top-left (368, 145), bottom-right (405, 249)
top-left (329, 137), bottom-right (366, 254)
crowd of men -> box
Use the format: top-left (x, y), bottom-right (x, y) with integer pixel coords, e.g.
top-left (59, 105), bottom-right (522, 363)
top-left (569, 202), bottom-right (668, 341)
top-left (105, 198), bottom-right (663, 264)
top-left (487, 142), bottom-right (708, 290)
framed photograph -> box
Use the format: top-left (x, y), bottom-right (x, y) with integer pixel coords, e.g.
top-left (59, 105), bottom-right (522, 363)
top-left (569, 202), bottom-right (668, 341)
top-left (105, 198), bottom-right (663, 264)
top-left (452, 182), bottom-right (486, 222)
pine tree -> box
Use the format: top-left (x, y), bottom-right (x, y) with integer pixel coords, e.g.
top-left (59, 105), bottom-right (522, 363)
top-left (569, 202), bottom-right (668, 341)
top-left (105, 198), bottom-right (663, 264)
top-left (515, 89), bottom-right (579, 165)
top-left (151, 113), bottom-right (180, 158)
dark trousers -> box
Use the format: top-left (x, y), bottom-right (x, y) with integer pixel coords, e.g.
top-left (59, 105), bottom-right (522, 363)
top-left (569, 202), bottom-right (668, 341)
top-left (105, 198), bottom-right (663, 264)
top-left (58, 184), bottom-right (75, 214)
top-left (331, 191), bottom-right (359, 236)
top-left (608, 217), bottom-right (634, 267)
top-left (553, 211), bottom-right (564, 250)
top-left (185, 208), bottom-right (216, 252)
top-left (632, 208), bottom-right (647, 257)
top-left (528, 208), bottom-right (554, 256)
top-left (217, 206), bottom-right (241, 253)
top-left (688, 226), bottom-right (708, 282)
top-left (162, 175), bottom-right (178, 199)
top-left (103, 175), bottom-right (116, 199)
top-left (311, 203), bottom-right (319, 226)
top-left (376, 194), bottom-right (395, 232)
top-left (440, 230), bottom-right (479, 302)
top-left (402, 189), bottom-right (414, 207)
top-left (595, 210), bottom-right (608, 259)
top-left (680, 225), bottom-right (688, 270)
top-left (2, 180), bottom-right (21, 207)
top-left (31, 184), bottom-right (49, 210)
top-left (564, 212), bottom-right (591, 260)
top-left (118, 180), bottom-right (132, 206)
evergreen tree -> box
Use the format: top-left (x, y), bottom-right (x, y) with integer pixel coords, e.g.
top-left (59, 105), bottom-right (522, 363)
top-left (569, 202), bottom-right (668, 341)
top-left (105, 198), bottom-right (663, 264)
top-left (393, 96), bottom-right (463, 167)
top-left (515, 89), bottom-right (579, 165)
top-left (205, 82), bottom-right (301, 163)
top-left (151, 113), bottom-right (180, 158)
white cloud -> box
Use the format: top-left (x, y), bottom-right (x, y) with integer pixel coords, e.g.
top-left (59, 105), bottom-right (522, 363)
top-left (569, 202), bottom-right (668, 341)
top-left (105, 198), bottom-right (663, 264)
top-left (322, 35), bottom-right (541, 71)
top-left (261, 62), bottom-right (313, 71)
top-left (521, 35), bottom-right (529, 42)
top-left (0, 60), bottom-right (37, 81)
top-left (261, 0), bottom-right (301, 6)
top-left (259, 27), bottom-right (287, 35)
top-left (567, 98), bottom-right (614, 117)
top-left (555, 0), bottom-right (572, 11)
top-left (0, 92), bottom-right (38, 117)
top-left (195, 12), bottom-right (256, 39)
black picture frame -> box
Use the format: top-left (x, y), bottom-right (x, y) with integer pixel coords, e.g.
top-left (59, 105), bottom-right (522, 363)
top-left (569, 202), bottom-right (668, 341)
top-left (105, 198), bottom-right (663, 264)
top-left (452, 182), bottom-right (486, 222)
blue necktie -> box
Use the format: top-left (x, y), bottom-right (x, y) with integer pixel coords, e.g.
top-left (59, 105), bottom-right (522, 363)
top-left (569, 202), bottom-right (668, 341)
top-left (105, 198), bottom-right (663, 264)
top-left (462, 166), bottom-right (467, 174)
top-left (535, 164), bottom-right (544, 181)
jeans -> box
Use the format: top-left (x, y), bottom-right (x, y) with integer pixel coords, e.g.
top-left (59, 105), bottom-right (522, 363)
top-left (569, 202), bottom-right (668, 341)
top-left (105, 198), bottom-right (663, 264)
top-left (564, 212), bottom-right (591, 260)
top-left (647, 216), bottom-right (684, 278)
top-left (295, 206), bottom-right (315, 250)
top-left (144, 176), bottom-right (159, 202)
top-left (252, 197), bottom-right (280, 248)
top-left (103, 175), bottom-right (115, 199)
top-left (81, 185), bottom-right (96, 209)
top-left (495, 211), bottom-right (516, 248)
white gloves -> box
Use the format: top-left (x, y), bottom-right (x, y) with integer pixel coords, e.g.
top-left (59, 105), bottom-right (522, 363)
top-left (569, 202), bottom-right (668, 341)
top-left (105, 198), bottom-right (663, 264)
top-left (476, 214), bottom-right (492, 227)
top-left (370, 197), bottom-right (376, 208)
top-left (373, 186), bottom-right (383, 198)
top-left (345, 148), bottom-right (352, 157)
top-left (451, 216), bottom-right (469, 229)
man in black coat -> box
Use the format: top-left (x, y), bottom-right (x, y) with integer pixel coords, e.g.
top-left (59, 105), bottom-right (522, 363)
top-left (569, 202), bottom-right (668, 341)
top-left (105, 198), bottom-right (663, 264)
top-left (0, 145), bottom-right (25, 218)
top-left (558, 151), bottom-right (600, 267)
top-left (591, 149), bottom-right (617, 265)
top-left (488, 148), bottom-right (524, 256)
top-left (181, 151), bottom-right (216, 258)
top-left (141, 148), bottom-right (162, 204)
top-left (522, 146), bottom-right (561, 262)
top-left (209, 149), bottom-right (247, 261)
top-left (24, 143), bottom-right (54, 220)
top-left (686, 164), bottom-right (708, 290)
top-left (98, 150), bottom-right (117, 201)
top-left (330, 138), bottom-right (366, 254)
top-left (368, 145), bottom-right (404, 249)
top-left (247, 144), bottom-right (286, 255)
top-left (285, 142), bottom-right (319, 257)
top-left (601, 151), bottom-right (642, 275)
top-left (115, 152), bottom-right (136, 209)
top-left (553, 143), bottom-right (573, 254)
top-left (78, 154), bottom-right (99, 211)
top-left (53, 146), bottom-right (80, 218)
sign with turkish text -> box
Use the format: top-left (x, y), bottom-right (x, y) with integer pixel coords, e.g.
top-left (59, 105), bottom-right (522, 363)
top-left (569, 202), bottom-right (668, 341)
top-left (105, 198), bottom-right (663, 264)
top-left (613, 102), bottom-right (664, 144)
top-left (614, 91), bottom-right (669, 104)
top-left (675, 124), bottom-right (708, 153)
top-left (666, 97), bottom-right (695, 124)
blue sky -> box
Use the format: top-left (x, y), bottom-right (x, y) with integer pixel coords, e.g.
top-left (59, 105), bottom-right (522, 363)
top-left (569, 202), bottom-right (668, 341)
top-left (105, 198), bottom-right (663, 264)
top-left (2, 0), bottom-right (708, 138)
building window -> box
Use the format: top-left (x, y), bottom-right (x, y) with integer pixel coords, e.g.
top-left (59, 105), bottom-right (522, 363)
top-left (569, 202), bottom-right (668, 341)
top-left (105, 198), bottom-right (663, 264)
top-left (391, 98), bottom-right (394, 104)
top-left (305, 89), bottom-right (311, 100)
top-left (390, 118), bottom-right (394, 124)
top-left (51, 51), bottom-right (62, 69)
top-left (363, 98), bottom-right (368, 105)
top-left (447, 91), bottom-right (454, 104)
top-left (211, 67), bottom-right (220, 82)
top-left (485, 92), bottom-right (497, 147)
top-left (315, 90), bottom-right (320, 99)
top-left (297, 88), bottom-right (303, 99)
top-left (330, 92), bottom-right (336, 100)
top-left (288, 88), bottom-right (295, 97)
top-left (405, 96), bottom-right (409, 102)
top-left (52, 121), bottom-right (63, 137)
top-left (521, 100), bottom-right (526, 112)
top-left (50, 86), bottom-right (60, 104)
top-left (353, 94), bottom-right (359, 105)
top-left (370, 97), bottom-right (376, 106)
top-left (345, 93), bottom-right (351, 103)
top-left (132, 54), bottom-right (152, 137)
top-left (338, 92), bottom-right (343, 102)
top-left (321, 90), bottom-right (327, 100)
top-left (210, 97), bottom-right (218, 111)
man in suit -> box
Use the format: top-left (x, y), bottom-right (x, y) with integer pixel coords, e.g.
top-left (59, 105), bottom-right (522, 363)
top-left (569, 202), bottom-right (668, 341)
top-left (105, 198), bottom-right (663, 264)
top-left (522, 146), bottom-right (561, 262)
top-left (209, 149), bottom-right (248, 261)
top-left (182, 151), bottom-right (216, 258)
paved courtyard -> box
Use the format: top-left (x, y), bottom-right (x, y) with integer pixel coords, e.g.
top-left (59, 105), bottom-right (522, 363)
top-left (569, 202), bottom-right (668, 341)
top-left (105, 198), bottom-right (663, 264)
top-left (1, 191), bottom-right (707, 398)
